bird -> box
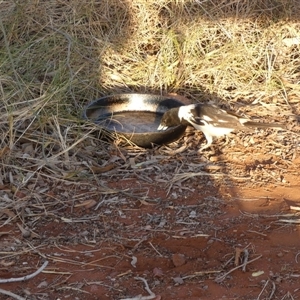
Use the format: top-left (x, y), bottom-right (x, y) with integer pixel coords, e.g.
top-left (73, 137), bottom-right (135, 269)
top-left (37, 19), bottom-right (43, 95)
top-left (157, 103), bottom-right (285, 151)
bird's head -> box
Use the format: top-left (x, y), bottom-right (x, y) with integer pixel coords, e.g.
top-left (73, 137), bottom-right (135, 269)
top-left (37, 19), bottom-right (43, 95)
top-left (157, 107), bottom-right (181, 131)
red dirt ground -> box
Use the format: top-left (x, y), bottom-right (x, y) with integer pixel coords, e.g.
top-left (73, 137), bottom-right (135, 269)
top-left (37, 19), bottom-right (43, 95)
top-left (1, 129), bottom-right (300, 300)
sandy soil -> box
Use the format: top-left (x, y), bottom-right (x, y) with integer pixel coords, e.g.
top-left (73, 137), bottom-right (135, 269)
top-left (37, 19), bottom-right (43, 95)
top-left (1, 127), bottom-right (300, 300)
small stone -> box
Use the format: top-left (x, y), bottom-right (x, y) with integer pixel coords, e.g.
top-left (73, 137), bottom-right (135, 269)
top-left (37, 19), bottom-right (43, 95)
top-left (189, 210), bottom-right (197, 218)
top-left (172, 253), bottom-right (186, 267)
top-left (173, 276), bottom-right (184, 285)
top-left (277, 252), bottom-right (283, 257)
top-left (22, 230), bottom-right (31, 238)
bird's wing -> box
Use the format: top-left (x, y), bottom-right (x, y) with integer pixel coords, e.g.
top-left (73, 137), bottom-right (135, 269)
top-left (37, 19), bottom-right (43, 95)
top-left (191, 104), bottom-right (245, 127)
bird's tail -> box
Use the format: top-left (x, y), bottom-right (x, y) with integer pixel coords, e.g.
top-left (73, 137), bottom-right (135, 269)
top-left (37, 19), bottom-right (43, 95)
top-left (244, 121), bottom-right (286, 130)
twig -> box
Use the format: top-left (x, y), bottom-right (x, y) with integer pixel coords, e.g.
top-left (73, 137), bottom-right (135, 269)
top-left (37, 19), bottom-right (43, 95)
top-left (120, 277), bottom-right (156, 300)
top-left (135, 277), bottom-right (155, 298)
top-left (132, 237), bottom-right (147, 252)
top-left (281, 291), bottom-right (295, 300)
top-left (56, 286), bottom-right (90, 294)
top-left (85, 280), bottom-right (124, 292)
top-left (0, 261), bottom-right (48, 283)
top-left (171, 171), bottom-right (250, 183)
top-left (215, 255), bottom-right (262, 282)
top-left (257, 279), bottom-right (269, 300)
top-left (278, 219), bottom-right (300, 224)
top-left (268, 281), bottom-right (276, 300)
top-left (256, 279), bottom-right (276, 300)
top-left (149, 242), bottom-right (163, 257)
top-left (182, 270), bottom-right (221, 280)
top-left (46, 255), bottom-right (114, 269)
top-left (242, 249), bottom-right (249, 272)
top-left (247, 230), bottom-right (267, 237)
top-left (241, 211), bottom-right (299, 218)
top-left (0, 288), bottom-right (25, 300)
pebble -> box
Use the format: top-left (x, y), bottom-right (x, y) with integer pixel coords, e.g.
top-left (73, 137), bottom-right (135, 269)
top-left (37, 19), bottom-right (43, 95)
top-left (172, 253), bottom-right (186, 267)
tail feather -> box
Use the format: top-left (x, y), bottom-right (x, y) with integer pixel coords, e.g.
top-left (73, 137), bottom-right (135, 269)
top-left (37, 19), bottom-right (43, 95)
top-left (244, 121), bottom-right (285, 130)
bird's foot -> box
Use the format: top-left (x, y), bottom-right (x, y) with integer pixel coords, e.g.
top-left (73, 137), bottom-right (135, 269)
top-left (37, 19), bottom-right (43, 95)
top-left (198, 143), bottom-right (214, 153)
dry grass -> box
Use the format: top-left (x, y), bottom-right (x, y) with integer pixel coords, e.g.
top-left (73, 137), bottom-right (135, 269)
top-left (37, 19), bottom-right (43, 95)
top-left (1, 3), bottom-right (300, 298)
top-left (0, 0), bottom-right (300, 204)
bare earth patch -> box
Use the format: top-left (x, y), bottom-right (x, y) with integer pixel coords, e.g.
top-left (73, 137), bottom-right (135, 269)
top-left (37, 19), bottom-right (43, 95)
top-left (1, 128), bottom-right (300, 300)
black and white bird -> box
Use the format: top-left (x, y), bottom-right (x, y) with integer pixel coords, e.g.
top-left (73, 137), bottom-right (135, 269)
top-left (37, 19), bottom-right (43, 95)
top-left (158, 104), bottom-right (285, 151)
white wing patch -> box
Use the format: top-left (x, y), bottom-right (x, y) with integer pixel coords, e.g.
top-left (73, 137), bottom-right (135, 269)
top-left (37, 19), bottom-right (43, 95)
top-left (178, 105), bottom-right (196, 122)
top-left (239, 118), bottom-right (249, 125)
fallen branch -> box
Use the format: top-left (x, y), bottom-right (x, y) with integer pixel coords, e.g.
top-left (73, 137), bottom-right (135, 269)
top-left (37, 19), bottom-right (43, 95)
top-left (0, 261), bottom-right (48, 283)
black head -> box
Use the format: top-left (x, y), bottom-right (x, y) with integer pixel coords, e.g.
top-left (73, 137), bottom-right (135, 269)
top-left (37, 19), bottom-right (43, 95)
top-left (157, 107), bottom-right (181, 130)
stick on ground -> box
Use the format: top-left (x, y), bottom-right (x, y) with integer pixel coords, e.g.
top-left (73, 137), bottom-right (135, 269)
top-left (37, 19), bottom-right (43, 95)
top-left (0, 261), bottom-right (48, 283)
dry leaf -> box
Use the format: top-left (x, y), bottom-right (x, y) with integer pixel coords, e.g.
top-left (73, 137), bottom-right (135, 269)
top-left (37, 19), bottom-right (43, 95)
top-left (23, 143), bottom-right (34, 155)
top-left (74, 199), bottom-right (97, 209)
top-left (153, 267), bottom-right (164, 278)
top-left (234, 247), bottom-right (243, 266)
top-left (15, 190), bottom-right (27, 198)
top-left (0, 146), bottom-right (10, 158)
top-left (0, 208), bottom-right (16, 218)
top-left (0, 232), bottom-right (11, 237)
top-left (0, 260), bottom-right (15, 267)
top-left (0, 185), bottom-right (10, 191)
top-left (90, 163), bottom-right (116, 173)
top-left (37, 281), bottom-right (48, 288)
top-left (63, 171), bottom-right (81, 179)
top-left (252, 270), bottom-right (264, 277)
top-left (139, 199), bottom-right (155, 206)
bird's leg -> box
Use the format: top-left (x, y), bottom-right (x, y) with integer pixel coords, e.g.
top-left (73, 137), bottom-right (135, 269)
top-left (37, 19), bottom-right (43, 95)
top-left (221, 135), bottom-right (230, 147)
top-left (198, 144), bottom-right (215, 153)
top-left (198, 135), bottom-right (214, 153)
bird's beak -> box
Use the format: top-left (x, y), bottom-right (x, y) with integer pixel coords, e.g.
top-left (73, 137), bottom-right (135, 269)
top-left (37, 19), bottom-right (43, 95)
top-left (157, 124), bottom-right (168, 131)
